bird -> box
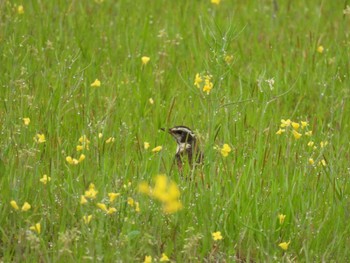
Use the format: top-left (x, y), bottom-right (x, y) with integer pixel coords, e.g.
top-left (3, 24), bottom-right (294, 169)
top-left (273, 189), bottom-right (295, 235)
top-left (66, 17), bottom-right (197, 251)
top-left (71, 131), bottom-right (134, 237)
top-left (161, 126), bottom-right (203, 172)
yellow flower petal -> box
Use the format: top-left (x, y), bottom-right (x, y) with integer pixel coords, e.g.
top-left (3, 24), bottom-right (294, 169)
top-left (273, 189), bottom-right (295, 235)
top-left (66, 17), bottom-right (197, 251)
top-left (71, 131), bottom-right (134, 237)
top-left (40, 174), bottom-right (51, 185)
top-left (212, 231), bottom-right (223, 241)
top-left (317, 45), bottom-right (324, 54)
top-left (141, 56), bottom-right (150, 65)
top-left (108, 192), bottom-right (121, 202)
top-left (91, 79), bottom-right (101, 87)
top-left (292, 130), bottom-right (302, 140)
top-left (30, 223), bottom-right (41, 234)
top-left (23, 117), bottom-right (30, 126)
top-left (144, 142), bottom-right (150, 150)
top-left (278, 241), bottom-right (290, 251)
top-left (278, 214), bottom-right (286, 225)
top-left (17, 5), bottom-right (24, 14)
top-left (144, 255), bottom-right (152, 263)
top-left (160, 253), bottom-right (169, 262)
top-left (83, 215), bottom-right (93, 224)
top-left (10, 200), bottom-right (19, 210)
top-left (152, 146), bottom-right (162, 153)
top-left (21, 202), bottom-right (31, 212)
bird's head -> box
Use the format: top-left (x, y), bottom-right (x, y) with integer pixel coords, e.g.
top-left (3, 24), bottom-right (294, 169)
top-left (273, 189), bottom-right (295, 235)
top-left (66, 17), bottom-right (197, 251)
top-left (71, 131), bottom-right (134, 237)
top-left (161, 126), bottom-right (196, 145)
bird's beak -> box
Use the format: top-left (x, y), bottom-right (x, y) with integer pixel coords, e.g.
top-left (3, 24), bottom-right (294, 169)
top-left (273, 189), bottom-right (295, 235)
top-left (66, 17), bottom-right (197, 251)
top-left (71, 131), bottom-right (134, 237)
top-left (160, 127), bottom-right (171, 133)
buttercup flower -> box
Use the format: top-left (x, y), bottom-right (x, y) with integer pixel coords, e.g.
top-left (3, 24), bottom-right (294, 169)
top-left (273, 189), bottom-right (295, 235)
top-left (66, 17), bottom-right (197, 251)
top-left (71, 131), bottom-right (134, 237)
top-left (135, 201), bottom-right (140, 212)
top-left (317, 45), bottom-right (324, 54)
top-left (309, 158), bottom-right (315, 165)
top-left (320, 141), bottom-right (328, 148)
top-left (10, 200), bottom-right (19, 210)
top-left (144, 255), bottom-right (152, 263)
top-left (203, 75), bottom-right (213, 94)
top-left (280, 119), bottom-right (291, 128)
top-left (319, 159), bottom-right (326, 167)
top-left (276, 128), bottom-right (285, 135)
top-left (152, 146), bottom-right (162, 153)
top-left (97, 203), bottom-right (108, 212)
top-left (160, 253), bottom-right (169, 262)
top-left (17, 5), bottom-right (24, 14)
top-left (40, 174), bottom-right (51, 184)
top-left (291, 122), bottom-right (300, 130)
top-left (305, 131), bottom-right (312, 136)
top-left (301, 121), bottom-right (308, 128)
top-left (91, 79), bottom-right (101, 87)
top-left (224, 55), bottom-right (234, 64)
top-left (23, 118), bottom-right (30, 126)
top-left (83, 215), bottom-right (93, 224)
top-left (307, 141), bottom-right (314, 147)
top-left (108, 192), bottom-right (120, 202)
top-left (278, 214), bottom-right (286, 225)
top-left (84, 183), bottom-right (98, 199)
top-left (80, 195), bottom-right (88, 204)
top-left (139, 175), bottom-right (183, 214)
top-left (212, 231), bottom-right (223, 241)
top-left (278, 241), bottom-right (290, 251)
top-left (194, 73), bottom-right (202, 88)
top-left (141, 56), bottom-right (150, 65)
top-left (22, 202), bottom-right (31, 211)
top-left (30, 223), bottom-right (41, 234)
top-left (149, 98), bottom-right (154, 104)
top-left (127, 197), bottom-right (135, 207)
top-left (34, 133), bottom-right (46, 143)
top-left (220, 144), bottom-right (231, 157)
top-left (144, 142), bottom-right (150, 150)
top-left (292, 130), bottom-right (302, 140)
top-left (211, 0), bottom-right (221, 5)
top-left (105, 137), bottom-right (115, 144)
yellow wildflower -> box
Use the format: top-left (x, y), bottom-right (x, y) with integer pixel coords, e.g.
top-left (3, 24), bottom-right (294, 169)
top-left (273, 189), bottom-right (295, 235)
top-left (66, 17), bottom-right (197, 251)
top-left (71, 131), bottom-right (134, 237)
top-left (30, 223), bottom-right (41, 234)
top-left (40, 174), bottom-right (51, 185)
top-left (98, 132), bottom-right (103, 139)
top-left (305, 131), bottom-right (312, 136)
top-left (108, 192), bottom-right (120, 203)
top-left (211, 0), bottom-right (221, 5)
top-left (79, 135), bottom-right (90, 147)
top-left (144, 142), bottom-right (150, 150)
top-left (135, 201), bottom-right (140, 212)
top-left (84, 183), bottom-right (98, 199)
top-left (276, 128), bottom-right (285, 135)
top-left (34, 133), bottom-right (46, 143)
top-left (160, 253), bottom-right (170, 262)
top-left (292, 130), bottom-right (302, 140)
top-left (17, 5), bottom-right (24, 14)
top-left (152, 146), bottom-right (162, 152)
top-left (144, 255), bottom-right (152, 263)
top-left (280, 119), bottom-right (291, 128)
top-left (105, 137), bottom-right (115, 144)
top-left (80, 195), bottom-right (88, 204)
top-left (107, 207), bottom-right (117, 215)
top-left (291, 122), bottom-right (300, 130)
top-left (319, 159), bottom-right (326, 167)
top-left (127, 197), bottom-right (135, 207)
top-left (141, 56), bottom-right (150, 65)
top-left (194, 73), bottom-right (202, 88)
top-left (78, 154), bottom-right (86, 162)
top-left (301, 121), bottom-right (308, 129)
top-left (76, 145), bottom-right (83, 151)
top-left (278, 214), bottom-right (286, 225)
top-left (309, 158), bottom-right (315, 165)
top-left (97, 203), bottom-right (108, 212)
top-left (138, 182), bottom-right (150, 195)
top-left (10, 200), bottom-right (19, 210)
top-left (317, 45), bottom-right (324, 54)
top-left (149, 98), bottom-right (154, 104)
top-left (91, 79), bottom-right (101, 87)
top-left (83, 215), bottom-right (92, 224)
top-left (220, 144), bottom-right (231, 157)
top-left (66, 156), bottom-right (79, 165)
top-left (212, 231), bottom-right (223, 241)
top-left (21, 202), bottom-right (31, 212)
top-left (23, 117), bottom-right (30, 126)
top-left (278, 241), bottom-right (290, 251)
top-left (307, 141), bottom-right (314, 147)
top-left (203, 75), bottom-right (213, 94)
top-left (320, 141), bottom-right (328, 148)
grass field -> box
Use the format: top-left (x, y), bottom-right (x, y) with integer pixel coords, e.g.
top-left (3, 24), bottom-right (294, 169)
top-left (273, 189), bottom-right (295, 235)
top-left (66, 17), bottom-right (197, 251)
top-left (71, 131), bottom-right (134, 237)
top-left (1, 1), bottom-right (350, 262)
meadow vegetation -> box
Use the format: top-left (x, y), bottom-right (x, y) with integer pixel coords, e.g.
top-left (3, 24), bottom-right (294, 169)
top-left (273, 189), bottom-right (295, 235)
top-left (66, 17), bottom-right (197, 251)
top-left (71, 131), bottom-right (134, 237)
top-left (1, 1), bottom-right (350, 262)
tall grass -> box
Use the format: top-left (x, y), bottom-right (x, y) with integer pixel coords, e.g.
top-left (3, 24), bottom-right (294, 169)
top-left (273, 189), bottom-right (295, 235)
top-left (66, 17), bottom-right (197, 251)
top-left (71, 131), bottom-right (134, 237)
top-left (1, 1), bottom-right (349, 262)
